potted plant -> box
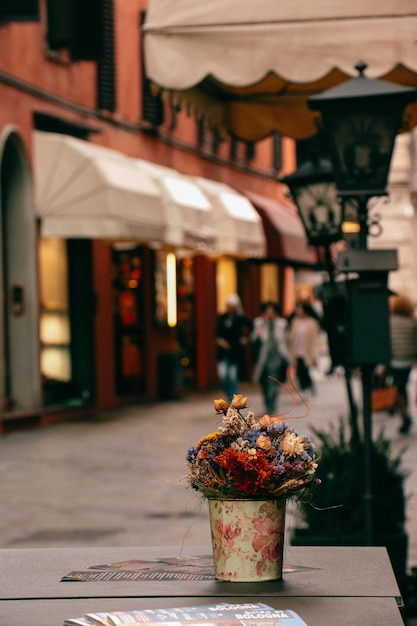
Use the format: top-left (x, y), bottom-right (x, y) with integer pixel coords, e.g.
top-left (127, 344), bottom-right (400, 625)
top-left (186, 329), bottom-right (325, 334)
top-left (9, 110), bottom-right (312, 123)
top-left (185, 390), bottom-right (320, 582)
top-left (291, 418), bottom-right (408, 595)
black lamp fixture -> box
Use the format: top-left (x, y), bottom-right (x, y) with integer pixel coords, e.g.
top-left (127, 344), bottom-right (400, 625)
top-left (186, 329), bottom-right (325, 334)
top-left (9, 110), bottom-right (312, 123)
top-left (308, 61), bottom-right (417, 198)
top-left (279, 156), bottom-right (342, 248)
top-left (305, 62), bottom-right (417, 548)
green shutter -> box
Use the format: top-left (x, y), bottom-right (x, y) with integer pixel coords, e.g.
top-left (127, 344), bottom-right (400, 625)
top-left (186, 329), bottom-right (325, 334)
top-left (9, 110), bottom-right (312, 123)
top-left (97, 0), bottom-right (116, 111)
top-left (0, 0), bottom-right (39, 22)
top-left (46, 0), bottom-right (71, 49)
top-left (70, 0), bottom-right (102, 61)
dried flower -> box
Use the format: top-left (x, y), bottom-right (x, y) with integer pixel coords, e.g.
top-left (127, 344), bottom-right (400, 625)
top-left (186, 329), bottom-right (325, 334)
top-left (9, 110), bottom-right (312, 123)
top-left (185, 386), bottom-right (320, 501)
top-left (230, 394), bottom-right (248, 410)
top-left (214, 399), bottom-right (229, 414)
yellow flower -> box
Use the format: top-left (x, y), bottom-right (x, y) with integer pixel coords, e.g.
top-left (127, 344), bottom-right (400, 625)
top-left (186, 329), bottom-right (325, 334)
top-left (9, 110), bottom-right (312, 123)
top-left (214, 399), bottom-right (229, 413)
top-left (197, 431), bottom-right (221, 448)
top-left (231, 394), bottom-right (248, 409)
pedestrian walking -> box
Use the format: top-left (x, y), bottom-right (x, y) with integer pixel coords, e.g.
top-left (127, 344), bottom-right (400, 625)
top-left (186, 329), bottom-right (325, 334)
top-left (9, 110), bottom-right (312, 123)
top-left (388, 294), bottom-right (417, 434)
top-left (215, 293), bottom-right (252, 400)
top-left (251, 302), bottom-right (289, 415)
top-left (287, 301), bottom-right (321, 395)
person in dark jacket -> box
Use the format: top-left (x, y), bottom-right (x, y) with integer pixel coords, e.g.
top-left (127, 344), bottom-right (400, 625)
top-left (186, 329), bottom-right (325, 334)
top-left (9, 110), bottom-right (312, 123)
top-left (216, 294), bottom-right (252, 400)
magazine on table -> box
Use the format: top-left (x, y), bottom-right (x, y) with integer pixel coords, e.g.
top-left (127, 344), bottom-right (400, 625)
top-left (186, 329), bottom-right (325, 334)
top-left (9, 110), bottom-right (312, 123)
top-left (63, 601), bottom-right (308, 626)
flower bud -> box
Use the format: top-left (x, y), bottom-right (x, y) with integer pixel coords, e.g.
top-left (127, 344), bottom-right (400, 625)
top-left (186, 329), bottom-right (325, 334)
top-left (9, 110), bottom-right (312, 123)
top-left (230, 394), bottom-right (247, 409)
top-left (214, 398), bottom-right (229, 413)
top-left (259, 414), bottom-right (273, 428)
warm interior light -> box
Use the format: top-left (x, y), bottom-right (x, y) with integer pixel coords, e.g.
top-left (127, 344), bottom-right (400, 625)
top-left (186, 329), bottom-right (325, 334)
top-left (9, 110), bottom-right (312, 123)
top-left (40, 312), bottom-right (71, 344)
top-left (341, 221), bottom-right (361, 234)
top-left (166, 252), bottom-right (177, 327)
top-left (41, 347), bottom-right (71, 381)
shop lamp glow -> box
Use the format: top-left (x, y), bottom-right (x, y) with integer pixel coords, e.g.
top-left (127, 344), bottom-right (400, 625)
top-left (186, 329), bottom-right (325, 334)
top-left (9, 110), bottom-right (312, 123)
top-left (166, 252), bottom-right (177, 327)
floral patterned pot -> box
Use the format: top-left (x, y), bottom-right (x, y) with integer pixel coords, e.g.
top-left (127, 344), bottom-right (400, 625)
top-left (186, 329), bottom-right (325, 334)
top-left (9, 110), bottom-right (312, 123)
top-left (208, 498), bottom-right (286, 582)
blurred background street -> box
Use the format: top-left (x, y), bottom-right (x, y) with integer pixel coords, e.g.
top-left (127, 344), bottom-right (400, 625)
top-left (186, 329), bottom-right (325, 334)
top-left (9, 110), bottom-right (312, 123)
top-left (1, 367), bottom-right (417, 571)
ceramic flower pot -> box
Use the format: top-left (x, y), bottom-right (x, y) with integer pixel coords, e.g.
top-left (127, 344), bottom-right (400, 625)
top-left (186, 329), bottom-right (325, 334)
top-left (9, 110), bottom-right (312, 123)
top-left (208, 498), bottom-right (286, 582)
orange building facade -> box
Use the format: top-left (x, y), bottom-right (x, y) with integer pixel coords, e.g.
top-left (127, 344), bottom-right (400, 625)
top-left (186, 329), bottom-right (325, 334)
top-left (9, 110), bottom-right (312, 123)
top-left (0, 1), bottom-right (316, 433)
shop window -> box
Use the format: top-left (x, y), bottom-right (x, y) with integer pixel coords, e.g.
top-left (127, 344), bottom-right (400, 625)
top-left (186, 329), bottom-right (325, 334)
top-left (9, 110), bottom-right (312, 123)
top-left (0, 0), bottom-right (39, 22)
top-left (113, 246), bottom-right (145, 396)
top-left (154, 250), bottom-right (179, 328)
top-left (260, 263), bottom-right (280, 303)
top-left (39, 238), bottom-right (72, 403)
top-left (39, 238), bottom-right (94, 405)
top-left (216, 257), bottom-right (237, 312)
top-left (177, 257), bottom-right (196, 386)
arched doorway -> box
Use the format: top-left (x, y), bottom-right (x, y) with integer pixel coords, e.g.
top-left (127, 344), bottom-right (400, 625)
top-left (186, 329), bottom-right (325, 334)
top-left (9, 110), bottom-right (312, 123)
top-left (0, 128), bottom-right (41, 411)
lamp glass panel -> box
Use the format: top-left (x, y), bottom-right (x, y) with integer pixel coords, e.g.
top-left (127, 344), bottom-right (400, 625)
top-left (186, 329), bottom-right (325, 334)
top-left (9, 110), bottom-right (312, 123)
top-left (293, 180), bottom-right (342, 244)
top-left (323, 107), bottom-right (403, 194)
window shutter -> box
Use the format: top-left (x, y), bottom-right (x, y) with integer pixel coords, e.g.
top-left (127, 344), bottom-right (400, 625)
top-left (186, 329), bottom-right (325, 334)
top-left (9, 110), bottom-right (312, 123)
top-left (46, 0), bottom-right (71, 50)
top-left (97, 0), bottom-right (116, 112)
top-left (140, 11), bottom-right (164, 127)
top-left (0, 0), bottom-right (39, 22)
top-left (246, 141), bottom-right (255, 162)
top-left (273, 133), bottom-right (282, 172)
top-left (46, 0), bottom-right (101, 59)
top-left (142, 77), bottom-right (164, 127)
top-left (70, 0), bottom-right (102, 61)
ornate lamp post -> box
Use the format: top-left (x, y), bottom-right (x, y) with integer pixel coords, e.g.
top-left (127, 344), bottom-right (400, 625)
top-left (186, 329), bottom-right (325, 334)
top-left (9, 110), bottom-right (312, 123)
top-left (304, 62), bottom-right (417, 544)
top-left (279, 158), bottom-right (359, 436)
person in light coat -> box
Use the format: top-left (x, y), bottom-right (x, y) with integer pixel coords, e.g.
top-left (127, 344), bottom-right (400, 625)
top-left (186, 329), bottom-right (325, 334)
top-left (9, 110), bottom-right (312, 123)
top-left (287, 301), bottom-right (321, 395)
top-left (251, 302), bottom-right (289, 415)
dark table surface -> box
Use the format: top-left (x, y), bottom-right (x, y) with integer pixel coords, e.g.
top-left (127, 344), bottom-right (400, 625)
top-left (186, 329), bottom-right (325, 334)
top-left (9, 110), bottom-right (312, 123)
top-left (0, 545), bottom-right (405, 626)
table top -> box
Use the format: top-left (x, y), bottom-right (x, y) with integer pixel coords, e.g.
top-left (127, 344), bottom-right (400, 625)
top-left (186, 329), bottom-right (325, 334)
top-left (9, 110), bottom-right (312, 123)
top-left (0, 545), bottom-right (404, 626)
top-left (0, 596), bottom-right (404, 626)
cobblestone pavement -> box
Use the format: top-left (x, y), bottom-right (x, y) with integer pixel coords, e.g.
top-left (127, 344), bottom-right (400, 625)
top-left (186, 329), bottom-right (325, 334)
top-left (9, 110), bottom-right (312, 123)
top-left (1, 370), bottom-right (417, 620)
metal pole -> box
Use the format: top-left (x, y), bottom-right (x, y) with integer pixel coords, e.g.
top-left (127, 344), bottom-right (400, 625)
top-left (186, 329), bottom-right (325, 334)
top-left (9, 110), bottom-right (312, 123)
top-left (357, 195), bottom-right (374, 545)
top-left (361, 363), bottom-right (374, 545)
top-left (321, 245), bottom-right (359, 435)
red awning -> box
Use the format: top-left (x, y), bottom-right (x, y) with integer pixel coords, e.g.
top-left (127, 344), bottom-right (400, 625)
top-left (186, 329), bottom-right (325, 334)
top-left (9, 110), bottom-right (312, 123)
top-left (243, 191), bottom-right (318, 266)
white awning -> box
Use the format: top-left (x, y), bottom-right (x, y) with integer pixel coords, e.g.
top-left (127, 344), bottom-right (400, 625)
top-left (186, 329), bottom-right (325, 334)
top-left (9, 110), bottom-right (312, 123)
top-left (33, 132), bottom-right (266, 258)
top-left (135, 159), bottom-right (217, 252)
top-left (33, 131), bottom-right (166, 243)
top-left (193, 177), bottom-right (266, 258)
top-left (143, 1), bottom-right (417, 140)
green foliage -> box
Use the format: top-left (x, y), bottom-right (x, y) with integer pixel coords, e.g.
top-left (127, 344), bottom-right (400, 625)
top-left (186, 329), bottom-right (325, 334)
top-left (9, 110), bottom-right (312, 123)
top-left (299, 419), bottom-right (407, 538)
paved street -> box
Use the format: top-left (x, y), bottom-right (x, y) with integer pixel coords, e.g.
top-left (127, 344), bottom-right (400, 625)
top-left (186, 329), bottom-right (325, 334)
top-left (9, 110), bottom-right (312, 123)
top-left (1, 370), bottom-right (417, 614)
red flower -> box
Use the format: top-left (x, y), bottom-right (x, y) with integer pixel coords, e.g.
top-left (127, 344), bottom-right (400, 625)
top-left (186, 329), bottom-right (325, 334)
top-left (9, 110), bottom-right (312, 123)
top-left (215, 449), bottom-right (271, 495)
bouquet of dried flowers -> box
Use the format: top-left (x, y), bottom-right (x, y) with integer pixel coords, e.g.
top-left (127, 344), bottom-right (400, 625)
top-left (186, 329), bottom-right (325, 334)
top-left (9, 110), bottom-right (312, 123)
top-left (186, 388), bottom-right (320, 501)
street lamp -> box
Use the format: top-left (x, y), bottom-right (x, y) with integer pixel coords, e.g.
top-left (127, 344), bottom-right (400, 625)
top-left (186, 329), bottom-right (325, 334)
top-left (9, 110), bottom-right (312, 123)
top-left (279, 156), bottom-right (341, 249)
top-left (308, 61), bottom-right (417, 248)
top-left (279, 159), bottom-right (359, 434)
top-left (306, 62), bottom-right (417, 546)
top-left (308, 61), bottom-right (417, 198)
